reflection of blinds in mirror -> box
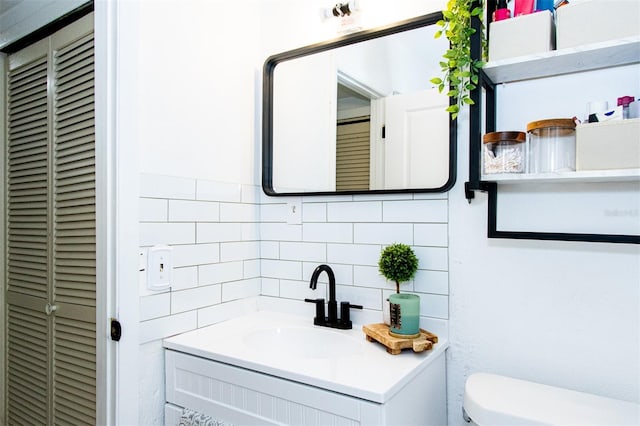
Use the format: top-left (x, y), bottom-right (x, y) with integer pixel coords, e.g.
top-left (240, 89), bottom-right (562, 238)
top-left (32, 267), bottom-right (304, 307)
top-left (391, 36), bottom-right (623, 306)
top-left (336, 118), bottom-right (370, 191)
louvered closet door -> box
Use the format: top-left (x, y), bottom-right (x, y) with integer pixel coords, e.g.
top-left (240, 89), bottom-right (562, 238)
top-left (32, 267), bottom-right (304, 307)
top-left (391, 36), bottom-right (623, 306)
top-left (6, 39), bottom-right (52, 425)
top-left (5, 13), bottom-right (96, 425)
top-left (52, 26), bottom-right (96, 425)
top-left (336, 119), bottom-right (370, 191)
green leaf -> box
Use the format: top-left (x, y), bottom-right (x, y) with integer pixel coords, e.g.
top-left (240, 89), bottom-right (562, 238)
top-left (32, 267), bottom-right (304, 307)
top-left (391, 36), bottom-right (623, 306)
top-left (463, 97), bottom-right (475, 105)
top-left (430, 77), bottom-right (443, 85)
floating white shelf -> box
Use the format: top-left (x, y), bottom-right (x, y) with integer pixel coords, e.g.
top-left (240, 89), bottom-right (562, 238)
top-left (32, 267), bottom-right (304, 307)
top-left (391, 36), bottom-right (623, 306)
top-left (483, 37), bottom-right (640, 83)
top-left (482, 168), bottom-right (640, 184)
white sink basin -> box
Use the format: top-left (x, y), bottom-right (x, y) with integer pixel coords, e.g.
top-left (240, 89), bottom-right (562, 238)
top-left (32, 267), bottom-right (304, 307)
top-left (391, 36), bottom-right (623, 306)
top-left (243, 327), bottom-right (362, 359)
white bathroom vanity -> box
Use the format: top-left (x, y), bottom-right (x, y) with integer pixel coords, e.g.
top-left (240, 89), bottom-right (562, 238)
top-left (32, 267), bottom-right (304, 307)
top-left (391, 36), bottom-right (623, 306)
top-left (163, 311), bottom-right (448, 426)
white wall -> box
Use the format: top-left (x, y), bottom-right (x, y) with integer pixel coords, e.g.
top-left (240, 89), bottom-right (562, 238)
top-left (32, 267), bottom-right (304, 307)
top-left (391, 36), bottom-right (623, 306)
top-left (136, 0), bottom-right (261, 184)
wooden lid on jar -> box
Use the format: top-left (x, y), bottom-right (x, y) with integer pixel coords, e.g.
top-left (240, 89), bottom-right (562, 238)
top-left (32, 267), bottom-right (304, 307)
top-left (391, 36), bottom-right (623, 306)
top-left (482, 131), bottom-right (526, 144)
top-left (526, 118), bottom-right (576, 132)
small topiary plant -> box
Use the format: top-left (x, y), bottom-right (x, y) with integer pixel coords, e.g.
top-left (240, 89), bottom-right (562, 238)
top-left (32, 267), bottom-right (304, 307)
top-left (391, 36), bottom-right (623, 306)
top-left (378, 243), bottom-right (419, 294)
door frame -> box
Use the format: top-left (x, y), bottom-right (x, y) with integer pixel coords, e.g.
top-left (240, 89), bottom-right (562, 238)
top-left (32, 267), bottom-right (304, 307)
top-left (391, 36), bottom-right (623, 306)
top-left (94, 0), bottom-right (140, 424)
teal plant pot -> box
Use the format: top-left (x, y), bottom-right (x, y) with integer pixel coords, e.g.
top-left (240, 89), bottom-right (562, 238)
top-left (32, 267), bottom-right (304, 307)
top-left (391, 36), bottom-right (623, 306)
top-left (388, 293), bottom-right (420, 336)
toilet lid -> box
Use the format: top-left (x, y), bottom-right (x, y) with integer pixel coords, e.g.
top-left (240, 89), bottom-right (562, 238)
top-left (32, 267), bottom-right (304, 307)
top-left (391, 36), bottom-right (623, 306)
top-left (464, 373), bottom-right (640, 425)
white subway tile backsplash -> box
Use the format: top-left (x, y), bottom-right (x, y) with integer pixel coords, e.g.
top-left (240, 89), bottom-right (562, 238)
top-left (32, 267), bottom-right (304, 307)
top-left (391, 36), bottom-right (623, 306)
top-left (413, 246), bottom-right (449, 271)
top-left (260, 223), bottom-right (302, 242)
top-left (280, 279), bottom-right (326, 301)
top-left (222, 278), bottom-right (261, 302)
top-left (140, 293), bottom-right (171, 321)
top-left (197, 179), bottom-right (242, 202)
top-left (419, 293), bottom-right (449, 319)
top-left (197, 223), bottom-right (243, 243)
top-left (414, 223), bottom-right (448, 247)
top-left (260, 241), bottom-right (280, 259)
top-left (259, 203), bottom-right (287, 223)
top-left (220, 203), bottom-right (260, 222)
top-left (302, 262), bottom-right (353, 286)
top-left (171, 266), bottom-right (198, 291)
top-left (335, 285), bottom-right (382, 310)
top-left (244, 259), bottom-right (261, 279)
top-left (172, 243), bottom-right (220, 267)
top-left (327, 243), bottom-right (381, 266)
top-left (171, 284), bottom-right (222, 314)
top-left (139, 198), bottom-right (168, 222)
top-left (241, 223), bottom-right (260, 241)
top-left (261, 278), bottom-right (280, 297)
top-left (303, 223), bottom-right (352, 243)
top-left (199, 261), bottom-right (244, 285)
top-left (354, 265), bottom-right (388, 289)
top-left (139, 311), bottom-right (197, 343)
top-left (353, 223), bottom-right (413, 245)
top-left (169, 200), bottom-right (219, 222)
top-left (414, 270), bottom-right (449, 295)
top-left (280, 242), bottom-right (326, 262)
top-left (383, 199), bottom-right (448, 223)
top-left (328, 201), bottom-right (382, 223)
top-left (221, 241), bottom-right (260, 262)
top-left (302, 203), bottom-right (327, 222)
top-left (197, 298), bottom-right (260, 328)
top-left (138, 174), bottom-right (452, 341)
top-left (139, 223), bottom-right (196, 246)
top-left (140, 174), bottom-right (196, 200)
top-left (261, 259), bottom-right (302, 280)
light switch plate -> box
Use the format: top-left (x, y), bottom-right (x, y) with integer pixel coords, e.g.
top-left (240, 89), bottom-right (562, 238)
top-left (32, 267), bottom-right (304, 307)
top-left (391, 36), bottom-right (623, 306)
top-left (287, 198), bottom-right (302, 225)
top-left (147, 245), bottom-right (172, 291)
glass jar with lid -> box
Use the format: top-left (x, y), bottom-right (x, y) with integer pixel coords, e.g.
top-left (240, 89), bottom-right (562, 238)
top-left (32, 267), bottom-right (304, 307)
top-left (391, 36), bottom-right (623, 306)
top-left (527, 118), bottom-right (577, 173)
top-left (482, 131), bottom-right (526, 174)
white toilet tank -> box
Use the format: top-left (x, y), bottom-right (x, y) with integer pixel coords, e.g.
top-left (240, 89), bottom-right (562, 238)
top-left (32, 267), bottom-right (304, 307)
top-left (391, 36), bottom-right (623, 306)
top-left (463, 373), bottom-right (640, 425)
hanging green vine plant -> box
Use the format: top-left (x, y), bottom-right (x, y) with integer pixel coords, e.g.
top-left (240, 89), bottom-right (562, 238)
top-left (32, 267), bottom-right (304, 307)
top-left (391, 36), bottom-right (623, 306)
top-left (431, 0), bottom-right (486, 119)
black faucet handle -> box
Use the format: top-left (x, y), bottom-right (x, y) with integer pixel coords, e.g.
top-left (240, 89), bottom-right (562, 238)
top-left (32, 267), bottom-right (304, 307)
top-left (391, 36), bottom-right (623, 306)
top-left (304, 298), bottom-right (326, 325)
top-left (339, 301), bottom-right (363, 329)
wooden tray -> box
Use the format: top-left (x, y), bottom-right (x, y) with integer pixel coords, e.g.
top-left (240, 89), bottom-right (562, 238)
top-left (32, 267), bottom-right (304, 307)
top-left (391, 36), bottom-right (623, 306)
top-left (362, 323), bottom-right (438, 355)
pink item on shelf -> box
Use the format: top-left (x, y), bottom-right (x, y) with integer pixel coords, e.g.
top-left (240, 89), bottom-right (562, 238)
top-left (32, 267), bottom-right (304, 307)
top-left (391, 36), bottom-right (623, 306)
top-left (494, 8), bottom-right (511, 21)
top-left (514, 0), bottom-right (535, 16)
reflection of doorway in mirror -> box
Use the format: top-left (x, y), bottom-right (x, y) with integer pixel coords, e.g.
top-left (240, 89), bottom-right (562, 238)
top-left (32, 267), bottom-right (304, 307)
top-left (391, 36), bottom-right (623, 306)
top-left (336, 82), bottom-right (373, 191)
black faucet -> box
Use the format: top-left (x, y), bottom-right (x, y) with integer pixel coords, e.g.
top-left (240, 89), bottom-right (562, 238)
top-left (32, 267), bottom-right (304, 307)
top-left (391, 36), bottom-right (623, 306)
top-left (305, 264), bottom-right (362, 329)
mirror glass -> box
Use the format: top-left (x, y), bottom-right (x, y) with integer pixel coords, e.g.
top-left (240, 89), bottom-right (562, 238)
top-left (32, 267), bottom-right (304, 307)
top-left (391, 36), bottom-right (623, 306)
top-left (263, 12), bottom-right (455, 196)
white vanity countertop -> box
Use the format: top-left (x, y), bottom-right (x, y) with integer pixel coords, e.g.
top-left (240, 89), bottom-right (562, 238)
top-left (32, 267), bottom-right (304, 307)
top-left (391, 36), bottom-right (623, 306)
top-left (163, 310), bottom-right (448, 403)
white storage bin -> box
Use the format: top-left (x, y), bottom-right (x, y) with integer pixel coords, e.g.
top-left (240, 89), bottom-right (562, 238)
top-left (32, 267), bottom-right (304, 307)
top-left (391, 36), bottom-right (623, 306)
top-left (556, 0), bottom-right (640, 49)
top-left (576, 118), bottom-right (640, 170)
top-left (489, 10), bottom-right (555, 62)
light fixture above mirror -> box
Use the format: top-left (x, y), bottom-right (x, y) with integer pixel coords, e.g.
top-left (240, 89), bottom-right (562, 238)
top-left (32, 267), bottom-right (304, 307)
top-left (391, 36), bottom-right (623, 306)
top-left (262, 11), bottom-right (455, 196)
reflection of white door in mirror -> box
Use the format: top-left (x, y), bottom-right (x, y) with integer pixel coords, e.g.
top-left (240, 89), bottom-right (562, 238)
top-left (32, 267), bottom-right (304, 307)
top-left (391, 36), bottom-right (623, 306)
top-left (380, 89), bottom-right (449, 189)
top-left (273, 53), bottom-right (337, 192)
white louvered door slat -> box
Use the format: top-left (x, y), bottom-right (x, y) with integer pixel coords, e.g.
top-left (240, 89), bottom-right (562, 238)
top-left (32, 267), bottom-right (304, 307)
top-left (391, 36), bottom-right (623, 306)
top-left (5, 13), bottom-right (96, 426)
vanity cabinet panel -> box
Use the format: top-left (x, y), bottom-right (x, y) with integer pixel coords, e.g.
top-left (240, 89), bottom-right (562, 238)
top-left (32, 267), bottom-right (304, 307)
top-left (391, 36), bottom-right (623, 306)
top-left (164, 349), bottom-right (447, 426)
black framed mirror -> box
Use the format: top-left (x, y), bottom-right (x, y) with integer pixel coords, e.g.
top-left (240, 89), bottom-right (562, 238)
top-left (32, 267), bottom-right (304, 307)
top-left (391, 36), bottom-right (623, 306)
top-left (262, 11), bottom-right (456, 196)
